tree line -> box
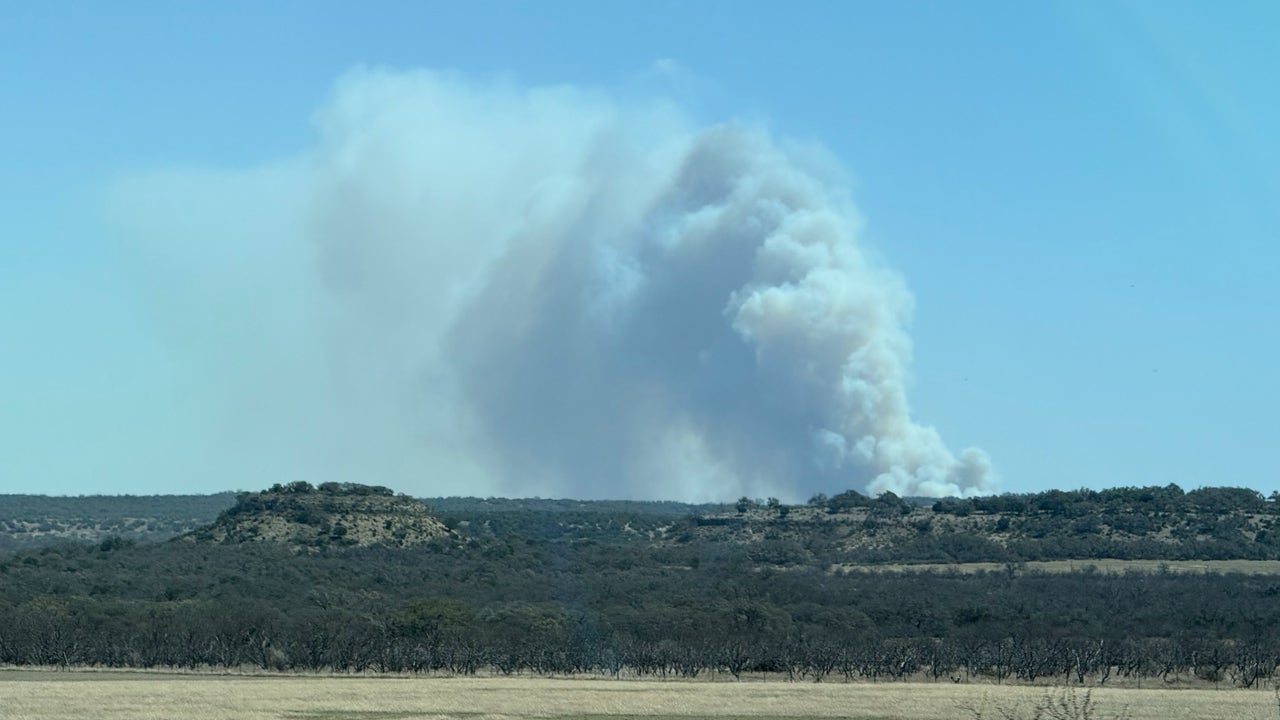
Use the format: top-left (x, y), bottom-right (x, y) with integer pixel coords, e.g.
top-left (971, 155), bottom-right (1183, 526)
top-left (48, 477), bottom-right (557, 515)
top-left (3, 531), bottom-right (1280, 685)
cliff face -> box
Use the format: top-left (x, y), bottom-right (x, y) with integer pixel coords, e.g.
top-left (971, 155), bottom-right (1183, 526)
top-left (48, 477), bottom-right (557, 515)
top-left (186, 482), bottom-right (452, 549)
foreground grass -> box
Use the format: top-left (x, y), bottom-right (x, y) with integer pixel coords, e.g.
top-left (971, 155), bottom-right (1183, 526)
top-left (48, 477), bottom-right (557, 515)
top-left (2, 675), bottom-right (1279, 720)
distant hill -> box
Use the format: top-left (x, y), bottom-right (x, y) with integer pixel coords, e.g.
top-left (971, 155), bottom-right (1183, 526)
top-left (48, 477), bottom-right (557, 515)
top-left (0, 491), bottom-right (726, 550)
top-left (684, 486), bottom-right (1280, 564)
top-left (186, 482), bottom-right (452, 549)
top-left (425, 496), bottom-right (728, 516)
top-left (0, 492), bottom-right (237, 550)
top-left (3, 483), bottom-right (1280, 563)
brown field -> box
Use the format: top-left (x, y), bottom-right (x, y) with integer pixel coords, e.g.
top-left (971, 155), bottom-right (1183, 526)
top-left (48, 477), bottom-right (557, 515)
top-left (2, 674), bottom-right (1279, 720)
top-left (833, 559), bottom-right (1280, 575)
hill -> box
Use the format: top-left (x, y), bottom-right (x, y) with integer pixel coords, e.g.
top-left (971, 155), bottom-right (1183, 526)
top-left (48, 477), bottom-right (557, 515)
top-left (0, 492), bottom-right (723, 550)
top-left (4, 484), bottom-right (1280, 564)
top-left (0, 492), bottom-right (236, 550)
top-left (682, 486), bottom-right (1280, 564)
top-left (186, 482), bottom-right (452, 549)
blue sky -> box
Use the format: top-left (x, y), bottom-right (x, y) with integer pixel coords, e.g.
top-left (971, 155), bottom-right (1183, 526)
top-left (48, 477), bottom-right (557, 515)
top-left (2, 1), bottom-right (1277, 497)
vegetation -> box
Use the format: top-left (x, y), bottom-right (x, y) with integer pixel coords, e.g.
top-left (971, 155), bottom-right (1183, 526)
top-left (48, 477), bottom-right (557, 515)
top-left (0, 493), bottom-right (236, 551)
top-left (3, 484), bottom-right (1280, 685)
top-left (961, 687), bottom-right (1133, 720)
top-left (697, 484), bottom-right (1280, 565)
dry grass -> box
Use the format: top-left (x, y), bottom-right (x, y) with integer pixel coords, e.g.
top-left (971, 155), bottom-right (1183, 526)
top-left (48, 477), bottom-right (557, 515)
top-left (2, 674), bottom-right (1279, 720)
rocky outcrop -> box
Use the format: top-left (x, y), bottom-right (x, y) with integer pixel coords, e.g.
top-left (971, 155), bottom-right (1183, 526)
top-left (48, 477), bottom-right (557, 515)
top-left (186, 482), bottom-right (451, 549)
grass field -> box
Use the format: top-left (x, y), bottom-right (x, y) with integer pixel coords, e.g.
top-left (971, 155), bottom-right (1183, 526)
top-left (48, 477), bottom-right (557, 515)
top-left (833, 559), bottom-right (1280, 575)
top-left (2, 674), bottom-right (1279, 720)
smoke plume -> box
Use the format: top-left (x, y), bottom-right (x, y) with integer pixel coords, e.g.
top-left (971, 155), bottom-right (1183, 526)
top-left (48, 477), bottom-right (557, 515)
top-left (112, 68), bottom-right (994, 501)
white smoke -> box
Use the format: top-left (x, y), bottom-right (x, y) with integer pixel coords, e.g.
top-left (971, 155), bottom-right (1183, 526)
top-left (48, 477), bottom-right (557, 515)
top-left (111, 68), bottom-right (994, 501)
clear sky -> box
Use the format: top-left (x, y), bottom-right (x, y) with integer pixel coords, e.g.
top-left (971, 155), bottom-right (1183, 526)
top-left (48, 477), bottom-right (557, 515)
top-left (2, 1), bottom-right (1277, 498)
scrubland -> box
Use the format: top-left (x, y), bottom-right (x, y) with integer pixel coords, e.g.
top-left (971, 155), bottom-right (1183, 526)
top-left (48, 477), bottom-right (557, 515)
top-left (3, 674), bottom-right (1279, 720)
